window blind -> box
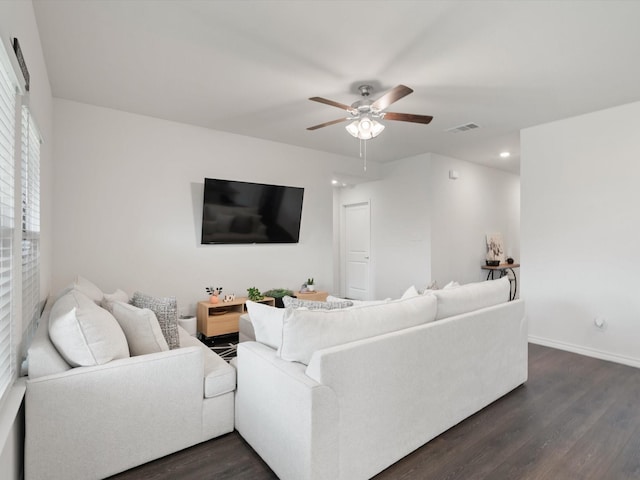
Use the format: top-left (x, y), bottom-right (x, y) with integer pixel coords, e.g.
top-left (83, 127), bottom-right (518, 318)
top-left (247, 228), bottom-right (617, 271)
top-left (0, 50), bottom-right (16, 400)
top-left (21, 106), bottom-right (40, 345)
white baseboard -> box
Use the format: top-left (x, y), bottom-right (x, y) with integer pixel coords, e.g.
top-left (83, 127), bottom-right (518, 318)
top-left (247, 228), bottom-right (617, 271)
top-left (529, 335), bottom-right (640, 369)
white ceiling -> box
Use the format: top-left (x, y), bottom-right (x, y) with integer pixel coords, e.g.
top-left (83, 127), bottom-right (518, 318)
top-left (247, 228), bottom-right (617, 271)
top-left (32, 1), bottom-right (640, 175)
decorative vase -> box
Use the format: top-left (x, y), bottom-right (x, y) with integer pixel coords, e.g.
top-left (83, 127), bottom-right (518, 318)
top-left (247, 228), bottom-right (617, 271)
top-left (209, 295), bottom-right (219, 304)
top-left (307, 285), bottom-right (315, 292)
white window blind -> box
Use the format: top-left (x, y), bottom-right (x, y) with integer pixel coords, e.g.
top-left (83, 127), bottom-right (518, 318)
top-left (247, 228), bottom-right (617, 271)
top-left (21, 106), bottom-right (40, 343)
top-left (0, 50), bottom-right (16, 400)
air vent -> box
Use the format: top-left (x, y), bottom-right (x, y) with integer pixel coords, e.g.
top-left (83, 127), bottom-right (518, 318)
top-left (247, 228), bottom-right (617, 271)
top-left (446, 122), bottom-right (480, 133)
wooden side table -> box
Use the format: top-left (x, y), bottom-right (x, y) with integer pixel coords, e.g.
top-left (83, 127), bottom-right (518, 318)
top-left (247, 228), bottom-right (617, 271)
top-left (294, 290), bottom-right (329, 302)
top-left (197, 296), bottom-right (275, 337)
top-left (481, 263), bottom-right (520, 301)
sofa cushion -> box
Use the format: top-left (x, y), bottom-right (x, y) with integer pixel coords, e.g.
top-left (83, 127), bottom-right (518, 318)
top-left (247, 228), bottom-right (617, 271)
top-left (48, 290), bottom-right (130, 367)
top-left (72, 275), bottom-right (104, 304)
top-left (111, 302), bottom-right (170, 356)
top-left (282, 296), bottom-right (353, 310)
top-left (279, 293), bottom-right (438, 365)
top-left (131, 292), bottom-right (180, 349)
top-left (433, 276), bottom-right (510, 320)
top-left (245, 300), bottom-right (285, 349)
top-left (27, 308), bottom-right (72, 379)
top-left (100, 288), bottom-right (129, 313)
top-left (179, 327), bottom-right (236, 398)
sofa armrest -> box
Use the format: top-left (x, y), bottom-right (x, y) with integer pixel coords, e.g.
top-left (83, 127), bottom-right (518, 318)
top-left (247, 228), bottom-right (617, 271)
top-left (238, 313), bottom-right (255, 342)
top-left (25, 346), bottom-right (205, 480)
top-left (235, 341), bottom-right (338, 480)
top-left (179, 327), bottom-right (236, 397)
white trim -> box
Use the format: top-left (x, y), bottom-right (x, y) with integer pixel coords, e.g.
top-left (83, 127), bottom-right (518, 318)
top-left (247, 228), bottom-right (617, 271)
top-left (0, 377), bottom-right (25, 454)
top-left (529, 335), bottom-right (640, 369)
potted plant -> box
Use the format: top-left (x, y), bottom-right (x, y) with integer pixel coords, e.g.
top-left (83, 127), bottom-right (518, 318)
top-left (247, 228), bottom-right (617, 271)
top-left (263, 288), bottom-right (294, 308)
top-left (247, 287), bottom-right (264, 302)
top-left (306, 278), bottom-right (315, 292)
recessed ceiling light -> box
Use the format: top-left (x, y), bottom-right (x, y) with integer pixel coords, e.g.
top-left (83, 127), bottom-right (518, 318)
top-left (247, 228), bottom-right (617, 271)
top-left (499, 151), bottom-right (511, 158)
top-left (331, 179), bottom-right (339, 185)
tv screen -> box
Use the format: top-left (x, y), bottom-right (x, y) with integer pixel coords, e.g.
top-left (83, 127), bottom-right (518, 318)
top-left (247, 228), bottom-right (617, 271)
top-left (201, 178), bottom-right (304, 244)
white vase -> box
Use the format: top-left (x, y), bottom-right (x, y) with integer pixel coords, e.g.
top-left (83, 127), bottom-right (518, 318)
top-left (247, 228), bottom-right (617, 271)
top-left (307, 285), bottom-right (315, 292)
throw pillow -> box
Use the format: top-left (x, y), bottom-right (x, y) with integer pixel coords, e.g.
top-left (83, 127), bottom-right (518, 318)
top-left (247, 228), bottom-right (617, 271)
top-left (282, 296), bottom-right (353, 310)
top-left (131, 292), bottom-right (180, 349)
top-left (326, 295), bottom-right (391, 307)
top-left (72, 275), bottom-right (104, 304)
top-left (400, 285), bottom-right (419, 299)
top-left (245, 300), bottom-right (285, 349)
top-left (100, 288), bottom-right (129, 313)
top-left (111, 302), bottom-right (170, 355)
top-left (48, 289), bottom-right (130, 367)
top-left (279, 293), bottom-right (438, 365)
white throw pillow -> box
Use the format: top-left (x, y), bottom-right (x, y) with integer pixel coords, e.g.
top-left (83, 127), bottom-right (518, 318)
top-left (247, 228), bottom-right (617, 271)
top-left (245, 300), bottom-right (285, 349)
top-left (400, 285), bottom-right (419, 299)
top-left (434, 276), bottom-right (510, 320)
top-left (72, 275), bottom-right (104, 304)
top-left (100, 288), bottom-right (129, 313)
top-left (48, 290), bottom-right (130, 367)
top-left (111, 302), bottom-right (169, 355)
top-left (279, 294), bottom-right (438, 365)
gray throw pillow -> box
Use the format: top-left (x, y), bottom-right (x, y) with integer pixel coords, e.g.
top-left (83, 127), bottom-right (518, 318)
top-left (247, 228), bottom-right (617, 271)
top-left (131, 291), bottom-right (180, 349)
top-left (282, 295), bottom-right (353, 310)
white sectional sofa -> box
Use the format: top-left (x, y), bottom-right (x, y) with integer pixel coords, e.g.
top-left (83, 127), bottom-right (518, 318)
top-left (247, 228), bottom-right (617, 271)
top-left (235, 276), bottom-right (527, 480)
top-left (24, 280), bottom-right (236, 480)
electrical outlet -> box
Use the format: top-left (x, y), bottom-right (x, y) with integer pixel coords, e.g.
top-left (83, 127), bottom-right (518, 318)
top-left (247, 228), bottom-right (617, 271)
top-left (594, 316), bottom-right (607, 331)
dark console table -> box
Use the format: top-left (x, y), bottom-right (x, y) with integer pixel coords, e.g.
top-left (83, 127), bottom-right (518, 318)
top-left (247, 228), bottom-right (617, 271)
top-left (481, 263), bottom-right (520, 301)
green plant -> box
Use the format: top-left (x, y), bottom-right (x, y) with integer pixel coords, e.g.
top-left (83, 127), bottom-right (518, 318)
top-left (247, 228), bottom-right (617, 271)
top-left (306, 278), bottom-right (315, 286)
top-left (247, 287), bottom-right (264, 301)
top-left (263, 288), bottom-right (294, 299)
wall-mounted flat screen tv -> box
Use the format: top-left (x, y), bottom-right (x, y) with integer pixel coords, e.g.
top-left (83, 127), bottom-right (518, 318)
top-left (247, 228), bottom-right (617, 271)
top-left (201, 178), bottom-right (304, 244)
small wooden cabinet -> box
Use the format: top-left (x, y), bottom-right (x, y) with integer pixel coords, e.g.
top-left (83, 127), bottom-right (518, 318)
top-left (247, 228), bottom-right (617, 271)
top-left (294, 291), bottom-right (329, 302)
top-left (197, 296), bottom-right (274, 337)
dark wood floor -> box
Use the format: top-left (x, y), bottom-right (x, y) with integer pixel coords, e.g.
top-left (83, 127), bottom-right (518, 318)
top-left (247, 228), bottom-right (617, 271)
top-left (109, 344), bottom-right (640, 480)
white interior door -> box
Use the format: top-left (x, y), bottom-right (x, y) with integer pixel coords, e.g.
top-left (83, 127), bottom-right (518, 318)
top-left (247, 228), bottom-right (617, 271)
top-left (343, 202), bottom-right (371, 300)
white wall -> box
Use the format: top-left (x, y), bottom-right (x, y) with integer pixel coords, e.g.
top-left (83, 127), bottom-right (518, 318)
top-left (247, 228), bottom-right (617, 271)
top-left (429, 153), bottom-right (520, 285)
top-left (337, 153), bottom-right (519, 299)
top-left (0, 2), bottom-right (53, 478)
top-left (521, 100), bottom-right (640, 367)
top-left (52, 99), bottom-right (361, 315)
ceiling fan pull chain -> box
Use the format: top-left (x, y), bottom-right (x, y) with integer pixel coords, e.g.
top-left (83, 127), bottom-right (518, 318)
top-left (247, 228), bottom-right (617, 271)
top-left (357, 138), bottom-right (366, 171)
top-left (363, 139), bottom-right (367, 171)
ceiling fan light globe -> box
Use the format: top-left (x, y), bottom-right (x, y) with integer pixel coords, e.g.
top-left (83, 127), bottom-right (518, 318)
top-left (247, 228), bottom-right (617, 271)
top-left (370, 120), bottom-right (385, 138)
top-left (345, 121), bottom-right (360, 138)
top-left (346, 117), bottom-right (385, 140)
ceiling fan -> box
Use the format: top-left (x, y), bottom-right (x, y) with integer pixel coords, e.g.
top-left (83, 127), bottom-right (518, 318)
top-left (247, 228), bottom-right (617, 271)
top-left (307, 84), bottom-right (433, 140)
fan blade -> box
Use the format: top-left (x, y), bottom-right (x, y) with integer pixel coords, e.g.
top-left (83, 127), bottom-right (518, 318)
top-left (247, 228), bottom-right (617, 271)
top-left (371, 85), bottom-right (413, 111)
top-left (307, 117), bottom-right (349, 131)
top-left (383, 112), bottom-right (433, 124)
top-left (309, 97), bottom-right (355, 113)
